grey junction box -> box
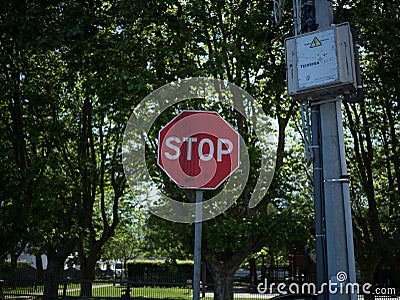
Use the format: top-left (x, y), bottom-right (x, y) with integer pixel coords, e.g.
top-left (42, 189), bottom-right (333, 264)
top-left (285, 23), bottom-right (357, 101)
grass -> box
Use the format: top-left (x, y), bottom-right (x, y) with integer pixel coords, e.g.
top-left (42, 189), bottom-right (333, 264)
top-left (130, 286), bottom-right (193, 299)
top-left (83, 285), bottom-right (272, 300)
top-left (3, 282), bottom-right (273, 300)
top-left (58, 283), bottom-right (192, 298)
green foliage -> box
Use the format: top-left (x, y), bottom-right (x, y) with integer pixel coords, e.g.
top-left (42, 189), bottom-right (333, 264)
top-left (130, 4), bottom-right (313, 298)
top-left (101, 204), bottom-right (147, 263)
top-left (0, 0), bottom-right (397, 296)
top-left (334, 0), bottom-right (400, 283)
top-left (126, 259), bottom-right (193, 277)
top-left (0, 261), bottom-right (32, 276)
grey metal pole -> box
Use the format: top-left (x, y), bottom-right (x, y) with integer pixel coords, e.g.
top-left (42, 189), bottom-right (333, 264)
top-left (320, 101), bottom-right (356, 300)
top-left (292, 0), bottom-right (301, 35)
top-left (311, 105), bottom-right (328, 299)
top-left (312, 2), bottom-right (356, 299)
top-left (193, 190), bottom-right (203, 300)
top-left (301, 1), bottom-right (329, 295)
top-left (314, 0), bottom-right (333, 28)
top-left (335, 105), bottom-right (357, 299)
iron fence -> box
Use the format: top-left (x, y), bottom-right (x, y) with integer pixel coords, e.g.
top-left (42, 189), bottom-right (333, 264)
top-left (0, 277), bottom-right (398, 300)
top-left (0, 278), bottom-right (271, 299)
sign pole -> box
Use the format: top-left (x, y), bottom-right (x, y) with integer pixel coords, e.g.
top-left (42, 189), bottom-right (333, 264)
top-left (156, 110), bottom-right (240, 299)
top-left (193, 190), bottom-right (203, 300)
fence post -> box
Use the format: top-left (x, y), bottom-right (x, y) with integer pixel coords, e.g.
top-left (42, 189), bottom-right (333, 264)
top-left (0, 280), bottom-right (4, 300)
top-left (127, 283), bottom-right (131, 299)
top-left (121, 282), bottom-right (131, 300)
top-left (63, 280), bottom-right (67, 300)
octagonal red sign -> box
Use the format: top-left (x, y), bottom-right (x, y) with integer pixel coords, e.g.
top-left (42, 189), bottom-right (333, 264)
top-left (157, 110), bottom-right (240, 190)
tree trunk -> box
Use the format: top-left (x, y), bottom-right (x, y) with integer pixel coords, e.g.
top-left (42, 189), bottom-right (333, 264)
top-left (358, 259), bottom-right (379, 300)
top-left (80, 254), bottom-right (98, 297)
top-left (9, 252), bottom-right (19, 272)
top-left (44, 239), bottom-right (76, 299)
top-left (210, 266), bottom-right (235, 300)
top-left (35, 254), bottom-right (44, 283)
top-left (388, 264), bottom-right (400, 287)
top-left (249, 257), bottom-right (257, 286)
top-left (44, 255), bottom-right (65, 299)
top-left (203, 231), bottom-right (266, 300)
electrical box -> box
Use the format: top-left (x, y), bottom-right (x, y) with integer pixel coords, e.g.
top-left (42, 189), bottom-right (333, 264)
top-left (285, 23), bottom-right (356, 101)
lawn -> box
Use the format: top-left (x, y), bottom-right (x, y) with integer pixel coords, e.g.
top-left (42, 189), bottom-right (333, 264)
top-left (65, 285), bottom-right (195, 299)
top-left (82, 285), bottom-right (273, 300)
top-left (3, 282), bottom-right (273, 300)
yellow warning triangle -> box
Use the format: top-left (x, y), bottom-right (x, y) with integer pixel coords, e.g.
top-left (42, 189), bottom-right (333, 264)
top-left (310, 36), bottom-right (322, 48)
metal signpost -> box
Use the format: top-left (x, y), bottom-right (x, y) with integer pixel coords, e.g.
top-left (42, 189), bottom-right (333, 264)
top-left (157, 110), bottom-right (240, 300)
top-left (286, 1), bottom-right (360, 300)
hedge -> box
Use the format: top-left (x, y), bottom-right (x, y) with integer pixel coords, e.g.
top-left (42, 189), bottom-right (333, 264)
top-left (126, 259), bottom-right (193, 278)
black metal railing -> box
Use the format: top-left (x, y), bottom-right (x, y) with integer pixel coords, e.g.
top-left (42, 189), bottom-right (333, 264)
top-left (1, 277), bottom-right (398, 300)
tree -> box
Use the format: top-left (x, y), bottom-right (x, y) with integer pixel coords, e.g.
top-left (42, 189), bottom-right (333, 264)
top-left (335, 0), bottom-right (400, 285)
top-left (2, 0), bottom-right (397, 298)
top-left (0, 0), bottom-right (148, 297)
top-left (101, 204), bottom-right (147, 277)
top-left (119, 1), bottom-right (313, 299)
top-left (0, 2), bottom-right (83, 296)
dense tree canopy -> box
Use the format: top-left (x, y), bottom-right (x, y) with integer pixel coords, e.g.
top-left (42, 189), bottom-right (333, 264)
top-left (336, 0), bottom-right (400, 285)
top-left (0, 0), bottom-right (399, 299)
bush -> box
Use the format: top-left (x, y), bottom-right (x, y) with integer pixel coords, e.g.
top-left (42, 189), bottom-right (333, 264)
top-left (0, 261), bottom-right (32, 276)
top-left (0, 261), bottom-right (36, 281)
top-left (127, 259), bottom-right (193, 279)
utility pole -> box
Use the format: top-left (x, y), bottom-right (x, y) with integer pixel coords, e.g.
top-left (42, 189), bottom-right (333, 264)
top-left (313, 2), bottom-right (357, 300)
top-left (285, 1), bottom-right (358, 300)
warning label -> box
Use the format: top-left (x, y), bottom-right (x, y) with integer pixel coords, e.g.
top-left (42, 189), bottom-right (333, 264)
top-left (310, 37), bottom-right (322, 48)
top-left (296, 27), bottom-right (338, 89)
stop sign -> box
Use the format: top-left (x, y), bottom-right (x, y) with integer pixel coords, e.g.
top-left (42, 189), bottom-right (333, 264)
top-left (157, 110), bottom-right (240, 190)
